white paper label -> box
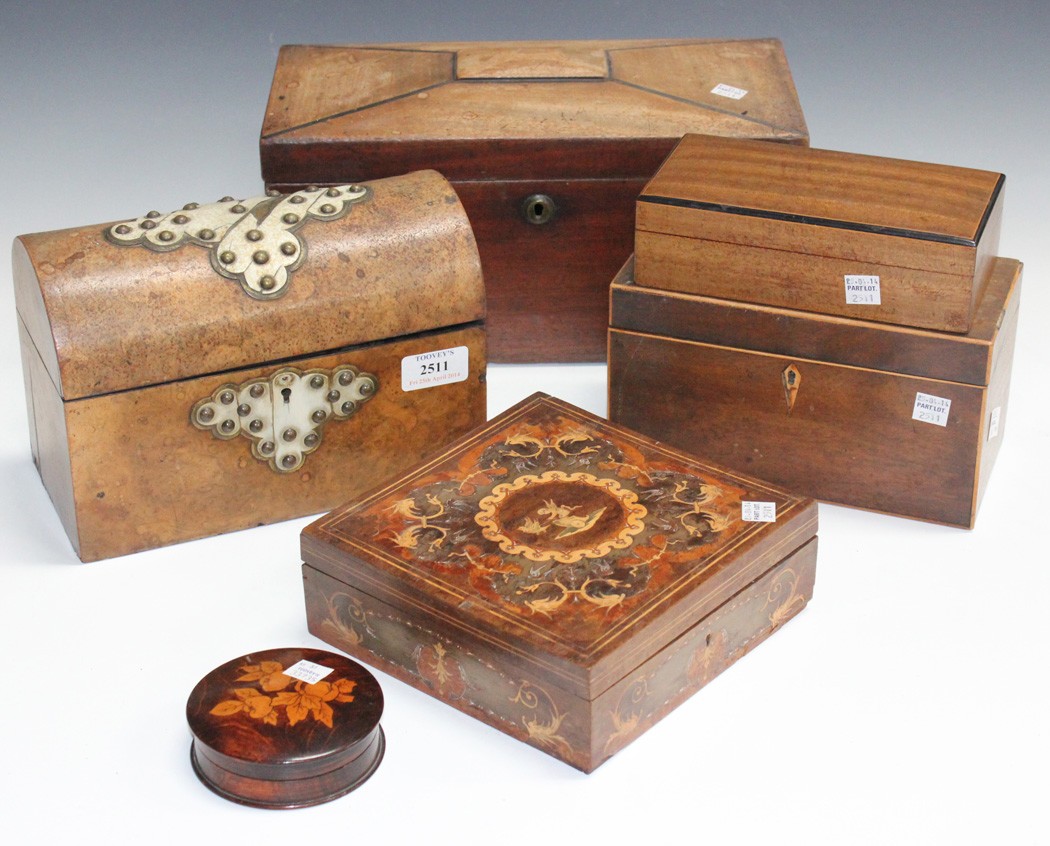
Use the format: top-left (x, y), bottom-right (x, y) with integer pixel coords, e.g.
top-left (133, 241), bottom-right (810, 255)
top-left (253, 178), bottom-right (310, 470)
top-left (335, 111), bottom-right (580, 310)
top-left (844, 274), bottom-right (882, 305)
top-left (912, 392), bottom-right (952, 427)
top-left (741, 501), bottom-right (777, 523)
top-left (284, 659), bottom-right (334, 685)
top-left (401, 345), bottom-right (469, 392)
top-left (711, 82), bottom-right (748, 100)
top-left (988, 406), bottom-right (1001, 440)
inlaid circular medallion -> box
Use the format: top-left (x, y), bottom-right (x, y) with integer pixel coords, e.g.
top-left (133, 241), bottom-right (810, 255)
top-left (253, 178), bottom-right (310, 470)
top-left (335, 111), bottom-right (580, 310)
top-left (474, 471), bottom-right (647, 564)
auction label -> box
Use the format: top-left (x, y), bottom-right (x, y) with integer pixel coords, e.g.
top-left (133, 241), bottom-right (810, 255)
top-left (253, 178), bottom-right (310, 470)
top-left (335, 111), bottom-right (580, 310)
top-left (284, 660), bottom-right (334, 685)
top-left (912, 391), bottom-right (951, 427)
top-left (988, 406), bottom-right (1001, 440)
top-left (711, 82), bottom-right (748, 99)
top-left (844, 274), bottom-right (881, 305)
top-left (402, 345), bottom-right (469, 392)
top-left (741, 501), bottom-right (777, 523)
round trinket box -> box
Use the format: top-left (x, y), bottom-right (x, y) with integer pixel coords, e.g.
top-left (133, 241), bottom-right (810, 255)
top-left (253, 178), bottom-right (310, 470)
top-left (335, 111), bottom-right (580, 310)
top-left (186, 647), bottom-right (384, 809)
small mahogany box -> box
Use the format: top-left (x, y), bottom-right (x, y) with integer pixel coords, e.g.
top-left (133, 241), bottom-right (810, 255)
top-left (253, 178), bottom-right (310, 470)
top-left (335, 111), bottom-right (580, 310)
top-left (260, 39), bottom-right (809, 363)
top-left (14, 170), bottom-right (486, 561)
top-left (302, 393), bottom-right (817, 772)
top-left (635, 134), bottom-right (1004, 333)
top-left (609, 255), bottom-right (1021, 528)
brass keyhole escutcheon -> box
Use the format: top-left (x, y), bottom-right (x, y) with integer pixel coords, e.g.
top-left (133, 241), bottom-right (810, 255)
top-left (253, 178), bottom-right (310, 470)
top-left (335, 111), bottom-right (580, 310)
top-left (782, 364), bottom-right (802, 414)
top-left (522, 194), bottom-right (556, 225)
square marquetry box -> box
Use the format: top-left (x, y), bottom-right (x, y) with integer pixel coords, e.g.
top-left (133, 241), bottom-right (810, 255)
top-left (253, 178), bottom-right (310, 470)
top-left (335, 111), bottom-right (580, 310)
top-left (261, 39), bottom-right (808, 363)
top-left (14, 170), bottom-right (486, 561)
top-left (302, 393), bottom-right (817, 772)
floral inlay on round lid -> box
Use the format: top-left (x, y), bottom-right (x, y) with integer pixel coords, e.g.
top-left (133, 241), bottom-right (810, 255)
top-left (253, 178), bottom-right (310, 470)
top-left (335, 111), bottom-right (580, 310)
top-left (186, 647), bottom-right (384, 809)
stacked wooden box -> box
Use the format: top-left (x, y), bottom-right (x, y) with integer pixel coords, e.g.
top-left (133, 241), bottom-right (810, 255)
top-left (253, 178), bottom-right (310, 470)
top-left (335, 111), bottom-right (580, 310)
top-left (609, 134), bottom-right (1020, 528)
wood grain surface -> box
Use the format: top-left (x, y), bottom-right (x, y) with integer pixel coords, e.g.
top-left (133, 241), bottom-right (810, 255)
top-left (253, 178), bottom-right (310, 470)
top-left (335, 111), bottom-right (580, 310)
top-left (302, 393), bottom-right (816, 770)
top-left (609, 258), bottom-right (1022, 528)
top-left (13, 171), bottom-right (487, 561)
top-left (261, 39), bottom-right (809, 362)
top-left (636, 134), bottom-right (1004, 333)
top-left (15, 170), bottom-right (483, 399)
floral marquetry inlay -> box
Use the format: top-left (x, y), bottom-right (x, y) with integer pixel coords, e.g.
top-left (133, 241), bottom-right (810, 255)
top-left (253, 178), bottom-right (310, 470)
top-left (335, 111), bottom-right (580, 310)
top-left (372, 411), bottom-right (753, 626)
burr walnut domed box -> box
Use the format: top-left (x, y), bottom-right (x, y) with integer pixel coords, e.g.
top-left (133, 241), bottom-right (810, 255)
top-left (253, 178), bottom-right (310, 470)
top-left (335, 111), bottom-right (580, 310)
top-left (186, 647), bottom-right (384, 808)
top-left (302, 393), bottom-right (818, 772)
top-left (13, 170), bottom-right (485, 561)
top-left (260, 38), bottom-right (808, 363)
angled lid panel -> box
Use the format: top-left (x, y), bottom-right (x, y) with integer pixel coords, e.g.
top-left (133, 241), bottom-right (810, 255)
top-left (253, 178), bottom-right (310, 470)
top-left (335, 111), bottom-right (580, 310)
top-left (263, 46), bottom-right (455, 137)
top-left (270, 81), bottom-right (795, 181)
top-left (609, 38), bottom-right (807, 138)
top-left (262, 39), bottom-right (809, 182)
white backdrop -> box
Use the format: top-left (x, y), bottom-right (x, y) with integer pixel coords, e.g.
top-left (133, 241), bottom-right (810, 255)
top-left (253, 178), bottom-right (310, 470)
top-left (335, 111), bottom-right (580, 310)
top-left (1, 3), bottom-right (1047, 843)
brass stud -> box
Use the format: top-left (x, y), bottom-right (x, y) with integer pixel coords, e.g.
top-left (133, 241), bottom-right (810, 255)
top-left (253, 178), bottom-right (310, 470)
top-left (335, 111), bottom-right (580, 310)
top-left (326, 389), bottom-right (340, 403)
top-left (350, 185), bottom-right (363, 193)
top-left (359, 380), bottom-right (375, 395)
top-left (231, 204), bottom-right (247, 213)
top-left (146, 210), bottom-right (161, 219)
top-left (311, 409), bottom-right (327, 423)
top-left (183, 202), bottom-right (199, 210)
top-left (304, 433), bottom-right (319, 448)
top-left (219, 250), bottom-right (236, 264)
top-left (259, 275), bottom-right (277, 291)
top-left (281, 454), bottom-right (298, 469)
top-left (172, 214), bottom-right (189, 225)
top-left (249, 384), bottom-right (265, 398)
top-left (282, 213), bottom-right (299, 224)
top-left (341, 400), bottom-right (356, 415)
top-left (114, 224), bottom-right (131, 235)
top-left (319, 203), bottom-right (336, 214)
top-left (260, 441), bottom-right (275, 455)
top-left (282, 427), bottom-right (297, 442)
top-left (237, 403), bottom-right (251, 416)
top-left (326, 187), bottom-right (341, 197)
top-left (198, 406), bottom-right (215, 422)
top-left (246, 229), bottom-right (263, 242)
top-left (290, 195), bottom-right (306, 204)
top-left (157, 230), bottom-right (175, 242)
top-left (219, 195), bottom-right (234, 202)
top-left (252, 250), bottom-right (269, 265)
top-left (249, 419), bottom-right (263, 433)
top-left (307, 184), bottom-right (318, 192)
top-left (309, 375), bottom-right (325, 389)
top-left (219, 390), bottom-right (235, 405)
top-left (280, 242), bottom-right (297, 256)
top-left (198, 228), bottom-right (215, 240)
top-left (266, 188), bottom-right (281, 197)
top-left (141, 220), bottom-right (156, 230)
top-left (219, 419), bottom-right (236, 434)
top-left (338, 371), bottom-right (353, 386)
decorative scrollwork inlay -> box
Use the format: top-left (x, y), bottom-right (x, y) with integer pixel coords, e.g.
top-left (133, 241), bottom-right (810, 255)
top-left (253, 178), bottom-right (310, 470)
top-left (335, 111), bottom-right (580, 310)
top-left (105, 185), bottom-right (371, 299)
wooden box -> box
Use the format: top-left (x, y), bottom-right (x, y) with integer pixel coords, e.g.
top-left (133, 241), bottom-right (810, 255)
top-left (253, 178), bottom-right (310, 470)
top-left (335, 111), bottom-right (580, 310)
top-left (13, 170), bottom-right (486, 561)
top-left (609, 255), bottom-right (1021, 527)
top-left (261, 39), bottom-right (809, 363)
top-left (302, 393), bottom-right (817, 772)
top-left (635, 134), bottom-right (1004, 333)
